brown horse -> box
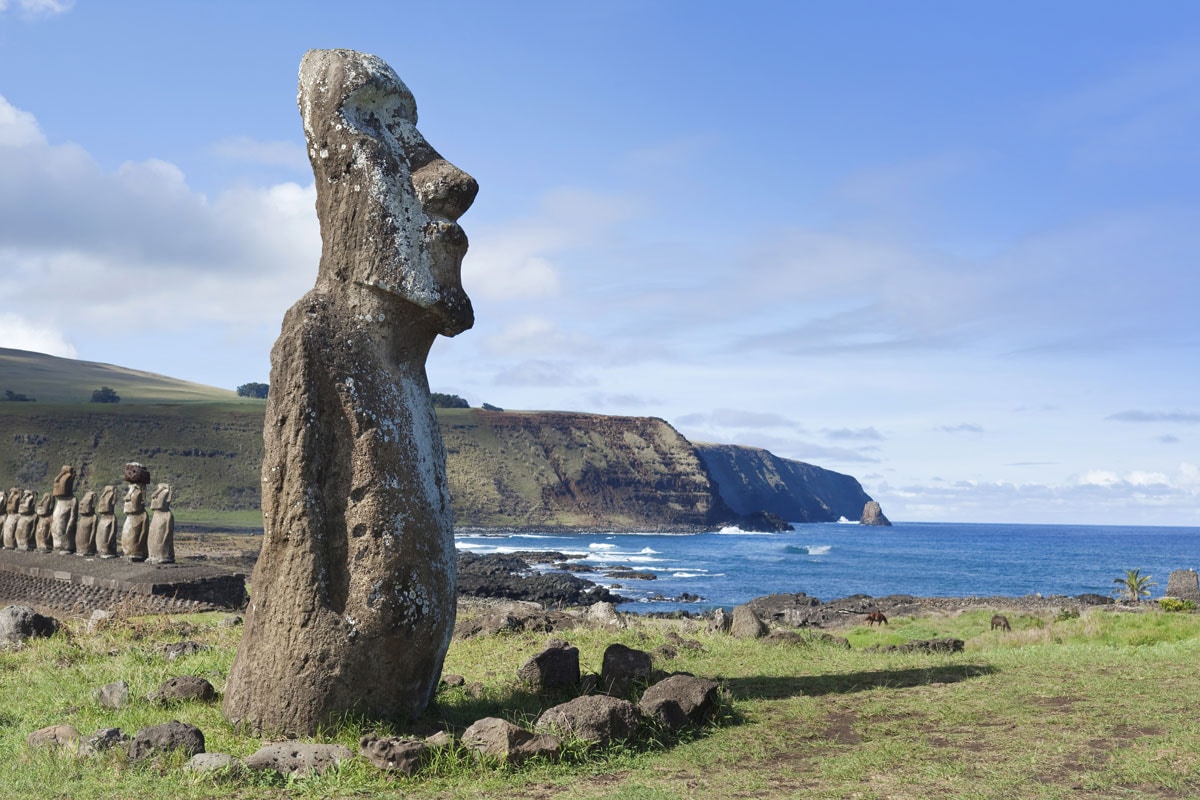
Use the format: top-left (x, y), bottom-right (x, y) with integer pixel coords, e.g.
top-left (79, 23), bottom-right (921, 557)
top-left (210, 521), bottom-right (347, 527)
top-left (865, 611), bottom-right (888, 626)
top-left (991, 614), bottom-right (1011, 632)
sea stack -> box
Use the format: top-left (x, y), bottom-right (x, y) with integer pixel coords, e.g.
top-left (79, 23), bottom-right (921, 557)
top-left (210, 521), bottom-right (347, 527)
top-left (860, 500), bottom-right (892, 527)
top-left (222, 49), bottom-right (477, 736)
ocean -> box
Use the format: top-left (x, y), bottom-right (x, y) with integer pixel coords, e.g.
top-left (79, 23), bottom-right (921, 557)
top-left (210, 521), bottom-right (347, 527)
top-left (454, 521), bottom-right (1200, 613)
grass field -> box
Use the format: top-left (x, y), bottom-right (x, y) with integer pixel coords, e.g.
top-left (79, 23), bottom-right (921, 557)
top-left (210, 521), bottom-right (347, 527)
top-left (1, 604), bottom-right (1198, 799)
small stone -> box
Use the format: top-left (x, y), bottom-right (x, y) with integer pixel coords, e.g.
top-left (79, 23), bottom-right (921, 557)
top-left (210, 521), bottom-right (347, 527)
top-left (184, 752), bottom-right (245, 776)
top-left (129, 721), bottom-right (205, 760)
top-left (601, 643), bottom-right (653, 696)
top-left (96, 680), bottom-right (131, 710)
top-left (86, 609), bottom-right (113, 634)
top-left (461, 717), bottom-right (560, 763)
top-left (536, 695), bottom-right (640, 746)
top-left (586, 601), bottom-right (627, 628)
top-left (441, 673), bottom-right (465, 687)
top-left (162, 641), bottom-right (208, 661)
top-left (148, 675), bottom-right (216, 705)
top-left (359, 735), bottom-right (427, 774)
top-left (517, 638), bottom-right (580, 689)
top-left (730, 604), bottom-right (768, 639)
top-left (638, 674), bottom-right (720, 729)
top-left (243, 743), bottom-right (353, 777)
top-left (27, 724), bottom-right (81, 752)
top-left (88, 728), bottom-right (128, 752)
top-left (218, 614), bottom-right (244, 627)
top-left (0, 605), bottom-right (60, 642)
top-left (424, 730), bottom-right (453, 749)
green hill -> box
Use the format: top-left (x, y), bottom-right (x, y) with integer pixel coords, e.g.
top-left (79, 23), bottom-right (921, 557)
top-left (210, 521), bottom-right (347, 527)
top-left (0, 349), bottom-right (874, 530)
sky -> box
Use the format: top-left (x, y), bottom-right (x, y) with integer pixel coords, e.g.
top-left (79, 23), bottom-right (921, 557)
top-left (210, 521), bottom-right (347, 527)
top-left (1, 1), bottom-right (1198, 526)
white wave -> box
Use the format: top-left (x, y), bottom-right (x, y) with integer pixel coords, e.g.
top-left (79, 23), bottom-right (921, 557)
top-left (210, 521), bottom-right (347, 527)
top-left (454, 542), bottom-right (488, 550)
top-left (512, 533), bottom-right (554, 539)
top-left (672, 571), bottom-right (705, 578)
top-left (807, 545), bottom-right (832, 555)
top-left (639, 547), bottom-right (659, 554)
top-left (837, 517), bottom-right (857, 524)
top-left (589, 542), bottom-right (618, 551)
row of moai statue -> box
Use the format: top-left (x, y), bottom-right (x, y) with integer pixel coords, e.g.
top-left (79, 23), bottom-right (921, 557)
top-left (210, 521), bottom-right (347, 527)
top-left (0, 463), bottom-right (175, 564)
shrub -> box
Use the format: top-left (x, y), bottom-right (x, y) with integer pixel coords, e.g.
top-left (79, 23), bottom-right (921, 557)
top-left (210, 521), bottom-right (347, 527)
top-left (1055, 608), bottom-right (1080, 622)
top-left (236, 382), bottom-right (269, 399)
top-left (431, 392), bottom-right (470, 409)
top-left (90, 386), bottom-right (120, 403)
top-left (1158, 598), bottom-right (1197, 613)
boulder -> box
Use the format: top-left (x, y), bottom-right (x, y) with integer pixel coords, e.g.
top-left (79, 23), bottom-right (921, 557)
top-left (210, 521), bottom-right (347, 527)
top-left (359, 735), bottom-right (428, 774)
top-left (26, 724), bottom-right (81, 752)
top-left (149, 675), bottom-right (217, 705)
top-left (860, 501), bottom-right (892, 526)
top-left (638, 674), bottom-right (721, 729)
top-left (242, 743), bottom-right (353, 777)
top-left (517, 638), bottom-right (580, 689)
top-left (222, 48), bottom-right (477, 736)
top-left (536, 695), bottom-right (640, 746)
top-left (730, 604), bottom-right (769, 639)
top-left (706, 608), bottom-right (732, 634)
top-left (601, 643), bottom-right (653, 696)
top-left (184, 752), bottom-right (246, 777)
top-left (461, 717), bottom-right (560, 762)
top-left (0, 605), bottom-right (59, 643)
top-left (586, 601), bottom-right (627, 629)
top-left (95, 680), bottom-right (131, 710)
top-left (746, 592), bottom-right (823, 627)
top-left (129, 721), bottom-right (205, 760)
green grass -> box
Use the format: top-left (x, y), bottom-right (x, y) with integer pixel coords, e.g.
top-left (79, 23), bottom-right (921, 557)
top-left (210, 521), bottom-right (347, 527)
top-left (2, 606), bottom-right (1200, 798)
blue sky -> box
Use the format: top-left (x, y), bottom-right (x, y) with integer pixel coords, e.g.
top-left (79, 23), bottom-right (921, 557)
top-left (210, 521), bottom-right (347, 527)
top-left (1, 1), bottom-right (1198, 525)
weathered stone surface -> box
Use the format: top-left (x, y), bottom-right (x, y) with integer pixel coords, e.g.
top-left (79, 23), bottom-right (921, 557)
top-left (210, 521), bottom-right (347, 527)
top-left (75, 490), bottom-right (97, 556)
top-left (730, 604), bottom-right (769, 639)
top-left (706, 607), bottom-right (732, 634)
top-left (15, 490), bottom-right (38, 551)
top-left (586, 601), bottom-right (627, 628)
top-left (461, 717), bottom-right (560, 762)
top-left (1165, 570), bottom-right (1200, 602)
top-left (120, 484), bottom-right (148, 561)
top-left (222, 48), bottom-right (477, 736)
top-left (50, 466), bottom-right (77, 553)
top-left (746, 592), bottom-right (824, 628)
top-left (638, 674), bottom-right (721, 729)
top-left (123, 462), bottom-right (150, 486)
top-left (536, 695), bottom-right (640, 746)
top-left (147, 483), bottom-right (175, 564)
top-left (243, 743), bottom-right (352, 776)
top-left (1, 487), bottom-right (19, 549)
top-left (860, 500), bottom-right (892, 526)
top-left (873, 637), bottom-right (965, 654)
top-left (87, 727), bottom-right (128, 752)
top-left (129, 721), bottom-right (205, 760)
top-left (184, 752), bottom-right (246, 776)
top-left (517, 638), bottom-right (580, 689)
top-left (95, 485), bottom-right (118, 557)
top-left (27, 724), bottom-right (81, 752)
top-left (96, 680), bottom-right (131, 710)
top-left (359, 735), bottom-right (427, 774)
top-left (601, 643), bottom-right (653, 696)
top-left (0, 604), bottom-right (59, 642)
top-left (34, 491), bottom-right (53, 552)
top-left (149, 675), bottom-right (217, 705)
top-left (162, 641), bottom-right (209, 660)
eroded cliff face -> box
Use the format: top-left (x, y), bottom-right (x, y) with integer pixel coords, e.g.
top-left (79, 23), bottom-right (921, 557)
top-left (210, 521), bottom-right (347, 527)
top-left (693, 443), bottom-right (872, 524)
top-left (442, 410), bottom-right (733, 531)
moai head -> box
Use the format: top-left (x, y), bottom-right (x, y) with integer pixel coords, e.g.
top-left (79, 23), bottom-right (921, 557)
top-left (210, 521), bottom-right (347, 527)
top-left (298, 48), bottom-right (478, 337)
top-left (150, 483), bottom-right (172, 512)
top-left (78, 490), bottom-right (97, 515)
top-left (5, 488), bottom-right (17, 514)
top-left (123, 484), bottom-right (145, 514)
top-left (98, 485), bottom-right (117, 514)
top-left (36, 491), bottom-right (54, 516)
top-left (18, 489), bottom-right (36, 514)
top-left (52, 464), bottom-right (75, 497)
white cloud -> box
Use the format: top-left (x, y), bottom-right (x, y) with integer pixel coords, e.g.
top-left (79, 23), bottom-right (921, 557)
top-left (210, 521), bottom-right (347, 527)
top-left (0, 95), bottom-right (44, 147)
top-left (0, 312), bottom-right (76, 357)
top-left (1080, 470), bottom-right (1121, 487)
top-left (212, 136), bottom-right (309, 170)
top-left (0, 0), bottom-right (73, 17)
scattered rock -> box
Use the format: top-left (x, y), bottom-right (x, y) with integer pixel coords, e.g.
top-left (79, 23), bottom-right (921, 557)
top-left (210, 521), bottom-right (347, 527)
top-left (730, 604), bottom-right (769, 639)
top-left (129, 721), bottom-right (205, 760)
top-left (517, 638), bottom-right (580, 689)
top-left (536, 695), bottom-right (640, 746)
top-left (441, 673), bottom-right (465, 687)
top-left (601, 643), bottom-right (653, 696)
top-left (242, 742), bottom-right (353, 777)
top-left (148, 675), bottom-right (216, 705)
top-left (359, 735), bottom-right (428, 775)
top-left (184, 752), bottom-right (246, 777)
top-left (872, 637), bottom-right (965, 654)
top-left (457, 552), bottom-right (628, 607)
top-left (86, 609), bottom-right (113, 634)
top-left (162, 641), bottom-right (209, 661)
top-left (424, 730), bottom-right (454, 749)
top-left (95, 680), bottom-right (131, 710)
top-left (26, 724), bottom-right (81, 752)
top-left (737, 510), bottom-right (794, 532)
top-left (87, 728), bottom-right (128, 753)
top-left (706, 608), bottom-right (732, 634)
top-left (586, 601), bottom-right (627, 629)
top-left (639, 674), bottom-right (721, 729)
top-left (663, 631), bottom-right (705, 651)
top-left (218, 614), bottom-right (244, 627)
top-left (461, 717), bottom-right (560, 762)
top-left (0, 605), bottom-right (59, 643)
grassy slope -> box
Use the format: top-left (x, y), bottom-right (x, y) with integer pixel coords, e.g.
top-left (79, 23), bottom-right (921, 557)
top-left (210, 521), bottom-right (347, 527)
top-left (1, 606), bottom-right (1198, 799)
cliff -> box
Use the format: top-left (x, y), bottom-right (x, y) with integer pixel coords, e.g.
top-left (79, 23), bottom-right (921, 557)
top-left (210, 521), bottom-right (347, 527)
top-left (694, 443), bottom-right (872, 523)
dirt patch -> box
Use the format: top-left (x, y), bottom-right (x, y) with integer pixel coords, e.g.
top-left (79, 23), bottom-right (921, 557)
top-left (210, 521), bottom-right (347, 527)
top-left (821, 710), bottom-right (861, 745)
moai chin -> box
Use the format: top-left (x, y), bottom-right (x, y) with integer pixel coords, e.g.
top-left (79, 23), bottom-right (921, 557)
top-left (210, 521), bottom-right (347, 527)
top-left (222, 49), bottom-right (477, 736)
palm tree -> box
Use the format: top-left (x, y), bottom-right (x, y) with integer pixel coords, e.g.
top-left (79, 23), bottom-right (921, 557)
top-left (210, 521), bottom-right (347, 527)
top-left (1113, 568), bottom-right (1156, 604)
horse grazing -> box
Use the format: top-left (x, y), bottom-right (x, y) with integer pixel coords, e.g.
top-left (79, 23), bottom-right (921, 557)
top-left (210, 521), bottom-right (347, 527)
top-left (990, 614), bottom-right (1011, 632)
top-left (865, 611), bottom-right (888, 626)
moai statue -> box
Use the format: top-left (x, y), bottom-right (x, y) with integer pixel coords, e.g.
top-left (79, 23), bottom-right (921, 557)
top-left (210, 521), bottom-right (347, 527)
top-left (223, 49), bottom-right (477, 736)
top-left (147, 483), bottom-right (175, 564)
top-left (75, 490), bottom-right (98, 556)
top-left (120, 483), bottom-right (149, 562)
top-left (15, 489), bottom-right (37, 550)
top-left (95, 485), bottom-right (119, 558)
top-left (1, 487), bottom-right (18, 549)
top-left (50, 465), bottom-right (79, 554)
top-left (34, 491), bottom-right (54, 552)
top-left (0, 489), bottom-right (6, 546)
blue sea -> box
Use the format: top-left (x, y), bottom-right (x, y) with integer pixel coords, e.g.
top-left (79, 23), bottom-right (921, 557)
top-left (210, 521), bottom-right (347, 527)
top-left (455, 521), bottom-right (1200, 613)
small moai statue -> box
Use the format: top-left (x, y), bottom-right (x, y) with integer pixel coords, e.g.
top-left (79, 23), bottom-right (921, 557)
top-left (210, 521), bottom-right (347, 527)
top-left (50, 464), bottom-right (78, 554)
top-left (95, 485), bottom-right (119, 558)
top-left (147, 483), bottom-right (175, 564)
top-left (75, 490), bottom-right (98, 556)
top-left (15, 489), bottom-right (37, 550)
top-left (1, 487), bottom-right (18, 549)
top-left (34, 491), bottom-right (54, 553)
top-left (120, 483), bottom-right (149, 562)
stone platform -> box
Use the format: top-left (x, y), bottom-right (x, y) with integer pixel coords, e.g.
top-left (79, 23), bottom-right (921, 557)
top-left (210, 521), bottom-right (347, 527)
top-left (0, 549), bottom-right (247, 616)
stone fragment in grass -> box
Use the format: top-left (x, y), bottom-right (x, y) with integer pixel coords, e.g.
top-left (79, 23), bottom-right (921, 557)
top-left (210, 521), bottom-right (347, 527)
top-left (536, 695), bottom-right (640, 746)
top-left (0, 605), bottom-right (59, 643)
top-left (441, 673), bottom-right (465, 687)
top-left (148, 675), bottom-right (216, 705)
top-left (162, 641), bottom-right (209, 661)
top-left (730, 604), bottom-right (768, 639)
top-left (424, 730), bottom-right (453, 749)
top-left (586, 601), bottom-right (627, 629)
top-left (129, 721), bottom-right (205, 760)
top-left (242, 742), bottom-right (353, 777)
top-left (26, 724), bottom-right (81, 752)
top-left (87, 727), bottom-right (128, 753)
top-left (601, 643), bottom-right (652, 696)
top-left (184, 752), bottom-right (246, 777)
top-left (639, 674), bottom-right (720, 730)
top-left (517, 638), bottom-right (580, 689)
top-left (706, 608), bottom-right (732, 634)
top-left (95, 680), bottom-right (131, 709)
top-left (461, 717), bottom-right (560, 762)
top-left (359, 735), bottom-right (428, 774)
